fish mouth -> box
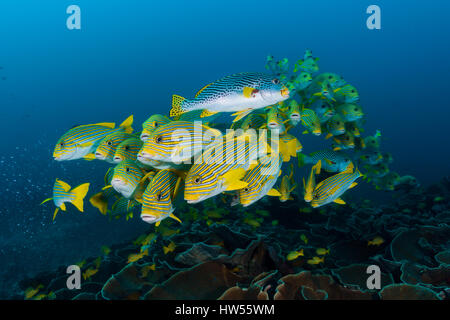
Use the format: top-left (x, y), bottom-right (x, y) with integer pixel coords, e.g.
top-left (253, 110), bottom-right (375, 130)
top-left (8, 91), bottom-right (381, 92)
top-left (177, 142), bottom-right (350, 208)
top-left (95, 152), bottom-right (106, 160)
top-left (313, 130), bottom-right (321, 136)
top-left (140, 134), bottom-right (149, 141)
top-left (141, 214), bottom-right (160, 224)
top-left (290, 113), bottom-right (300, 120)
top-left (113, 156), bottom-right (123, 162)
top-left (111, 178), bottom-right (126, 188)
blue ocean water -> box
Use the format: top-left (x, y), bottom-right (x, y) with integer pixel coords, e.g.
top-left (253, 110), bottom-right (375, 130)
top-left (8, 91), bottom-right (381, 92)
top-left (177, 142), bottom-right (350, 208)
top-left (0, 0), bottom-right (449, 299)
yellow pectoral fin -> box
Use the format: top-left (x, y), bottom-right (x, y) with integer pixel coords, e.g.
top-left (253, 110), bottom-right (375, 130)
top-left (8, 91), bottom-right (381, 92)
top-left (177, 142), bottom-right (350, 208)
top-left (243, 87), bottom-right (257, 98)
top-left (349, 182), bottom-right (358, 189)
top-left (221, 169), bottom-right (248, 191)
top-left (83, 153), bottom-right (96, 161)
top-left (40, 198), bottom-right (53, 205)
top-left (302, 130), bottom-right (309, 134)
top-left (334, 198), bottom-right (346, 205)
top-left (231, 109), bottom-right (253, 123)
top-left (313, 160), bottom-right (322, 174)
top-left (170, 213), bottom-right (182, 224)
top-left (333, 146), bottom-right (341, 151)
top-left (60, 203), bottom-right (66, 211)
top-left (325, 133), bottom-right (332, 139)
top-left (102, 185), bottom-right (113, 190)
top-left (267, 188), bottom-right (281, 197)
top-left (52, 207), bottom-right (60, 221)
top-left (155, 221), bottom-right (161, 227)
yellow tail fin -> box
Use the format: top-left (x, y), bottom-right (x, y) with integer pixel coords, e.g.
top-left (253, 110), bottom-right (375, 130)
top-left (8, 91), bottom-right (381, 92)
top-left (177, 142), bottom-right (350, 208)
top-left (89, 192), bottom-right (108, 215)
top-left (70, 183), bottom-right (90, 212)
top-left (119, 115), bottom-right (134, 134)
top-left (170, 95), bottom-right (187, 117)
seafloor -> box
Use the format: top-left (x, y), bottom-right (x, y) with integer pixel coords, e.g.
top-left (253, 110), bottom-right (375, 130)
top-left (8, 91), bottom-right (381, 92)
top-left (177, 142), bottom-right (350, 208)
top-left (11, 177), bottom-right (450, 300)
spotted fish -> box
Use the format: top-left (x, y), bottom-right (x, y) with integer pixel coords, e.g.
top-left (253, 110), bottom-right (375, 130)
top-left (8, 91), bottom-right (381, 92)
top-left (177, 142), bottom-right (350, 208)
top-left (169, 72), bottom-right (290, 121)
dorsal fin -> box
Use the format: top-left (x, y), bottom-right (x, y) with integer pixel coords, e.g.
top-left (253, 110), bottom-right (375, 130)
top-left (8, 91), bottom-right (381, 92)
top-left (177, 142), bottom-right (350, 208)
top-left (195, 82), bottom-right (213, 98)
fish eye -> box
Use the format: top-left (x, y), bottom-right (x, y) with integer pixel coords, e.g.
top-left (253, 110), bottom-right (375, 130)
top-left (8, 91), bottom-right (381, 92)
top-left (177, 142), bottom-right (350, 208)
top-left (194, 176), bottom-right (202, 184)
top-left (155, 135), bottom-right (163, 143)
top-left (244, 187), bottom-right (249, 192)
top-left (272, 78), bottom-right (280, 84)
top-left (303, 74), bottom-right (307, 78)
top-left (107, 141), bottom-right (112, 146)
top-left (153, 121), bottom-right (158, 127)
top-left (354, 108), bottom-right (358, 111)
top-left (351, 90), bottom-right (355, 93)
top-left (125, 145), bottom-right (130, 150)
top-left (126, 167), bottom-right (130, 173)
top-left (328, 75), bottom-right (332, 79)
top-left (59, 142), bottom-right (64, 147)
top-left (157, 193), bottom-right (162, 201)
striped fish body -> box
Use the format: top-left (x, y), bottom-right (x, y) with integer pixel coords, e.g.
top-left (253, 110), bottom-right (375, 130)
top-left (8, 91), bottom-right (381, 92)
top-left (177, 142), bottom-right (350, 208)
top-left (141, 114), bottom-right (171, 141)
top-left (110, 197), bottom-right (140, 219)
top-left (113, 138), bottom-right (143, 163)
top-left (44, 179), bottom-right (90, 220)
top-left (301, 108), bottom-right (321, 135)
top-left (300, 150), bottom-right (351, 173)
top-left (184, 131), bottom-right (266, 203)
top-left (232, 111), bottom-right (266, 131)
top-left (139, 121), bottom-right (222, 164)
top-left (333, 132), bottom-right (355, 150)
top-left (266, 106), bottom-right (286, 132)
top-left (311, 168), bottom-right (361, 208)
top-left (141, 170), bottom-right (181, 224)
top-left (239, 155), bottom-right (282, 207)
top-left (310, 100), bottom-right (335, 123)
top-left (325, 114), bottom-right (346, 137)
top-left (111, 160), bottom-right (146, 199)
top-left (312, 73), bottom-right (346, 89)
top-left (170, 72), bottom-right (289, 116)
top-left (53, 115), bottom-right (133, 161)
top-left (334, 84), bottom-right (359, 103)
top-left (95, 132), bottom-right (136, 163)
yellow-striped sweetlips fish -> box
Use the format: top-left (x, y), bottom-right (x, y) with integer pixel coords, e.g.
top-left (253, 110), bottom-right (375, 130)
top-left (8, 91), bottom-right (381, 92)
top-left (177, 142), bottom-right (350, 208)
top-left (298, 149), bottom-right (351, 173)
top-left (169, 72), bottom-right (290, 120)
top-left (113, 137), bottom-right (143, 163)
top-left (239, 154), bottom-right (282, 207)
top-left (273, 164), bottom-right (297, 202)
top-left (141, 170), bottom-right (183, 225)
top-left (111, 160), bottom-right (148, 199)
top-left (301, 108), bottom-right (321, 135)
top-left (40, 179), bottom-right (90, 220)
top-left (109, 197), bottom-right (140, 220)
top-left (53, 115), bottom-right (133, 161)
top-left (333, 132), bottom-right (355, 151)
top-left (311, 163), bottom-right (361, 208)
top-left (95, 132), bottom-right (136, 163)
top-left (303, 160), bottom-right (321, 202)
top-left (139, 121), bottom-right (222, 164)
top-left (140, 114), bottom-right (171, 141)
top-left (324, 114), bottom-right (346, 139)
top-left (184, 130), bottom-right (269, 204)
top-left (334, 84), bottom-right (359, 103)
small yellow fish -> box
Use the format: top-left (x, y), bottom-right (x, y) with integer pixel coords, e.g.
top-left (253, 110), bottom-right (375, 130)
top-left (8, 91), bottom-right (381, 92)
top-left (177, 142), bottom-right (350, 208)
top-left (287, 249), bottom-right (304, 261)
top-left (24, 284), bottom-right (44, 299)
top-left (141, 233), bottom-right (157, 246)
top-left (163, 241), bottom-right (176, 254)
top-left (316, 248), bottom-right (330, 255)
top-left (133, 234), bottom-right (147, 246)
top-left (101, 246), bottom-right (111, 256)
top-left (243, 218), bottom-right (261, 228)
top-left (140, 264), bottom-right (156, 278)
top-left (368, 236), bottom-right (385, 246)
top-left (307, 256), bottom-right (324, 265)
top-left (300, 234), bottom-right (308, 244)
top-left (128, 249), bottom-right (148, 263)
top-left (82, 268), bottom-right (98, 280)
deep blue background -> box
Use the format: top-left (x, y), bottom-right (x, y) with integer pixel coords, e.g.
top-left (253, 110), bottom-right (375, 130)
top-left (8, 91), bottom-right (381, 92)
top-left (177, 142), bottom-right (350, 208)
top-left (0, 0), bottom-right (449, 289)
